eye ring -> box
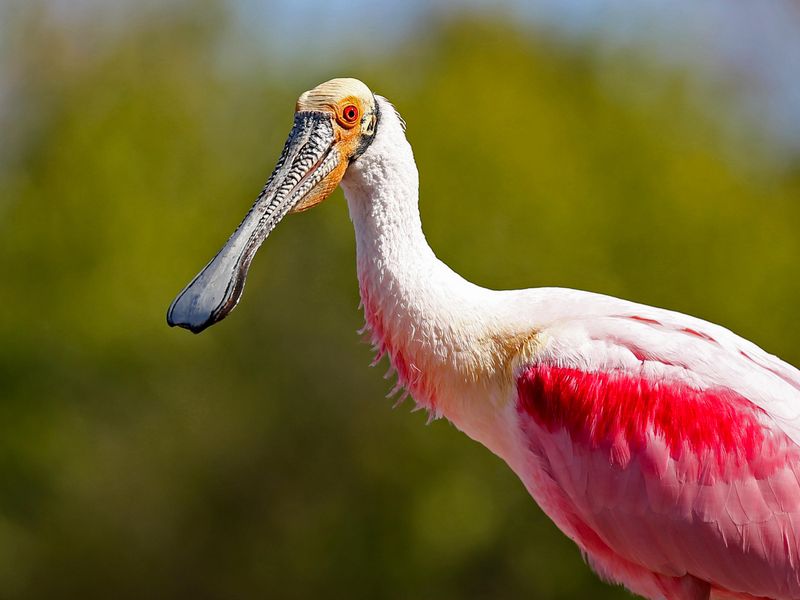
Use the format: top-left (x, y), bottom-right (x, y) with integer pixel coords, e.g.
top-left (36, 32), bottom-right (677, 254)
top-left (340, 104), bottom-right (360, 126)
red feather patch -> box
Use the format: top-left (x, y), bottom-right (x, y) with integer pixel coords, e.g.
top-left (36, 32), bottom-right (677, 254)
top-left (517, 364), bottom-right (768, 470)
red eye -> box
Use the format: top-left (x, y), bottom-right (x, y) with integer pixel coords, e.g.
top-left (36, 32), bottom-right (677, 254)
top-left (341, 104), bottom-right (359, 124)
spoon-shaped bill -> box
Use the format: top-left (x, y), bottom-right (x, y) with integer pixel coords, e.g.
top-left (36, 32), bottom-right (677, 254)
top-left (167, 112), bottom-right (339, 333)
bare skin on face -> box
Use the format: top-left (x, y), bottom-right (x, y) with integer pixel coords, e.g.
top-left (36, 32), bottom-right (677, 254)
top-left (291, 79), bottom-right (378, 213)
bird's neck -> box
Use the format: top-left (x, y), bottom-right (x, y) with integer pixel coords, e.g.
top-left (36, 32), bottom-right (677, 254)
top-left (341, 112), bottom-right (504, 420)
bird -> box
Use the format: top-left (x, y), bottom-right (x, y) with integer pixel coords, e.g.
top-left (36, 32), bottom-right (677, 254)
top-left (167, 78), bottom-right (800, 600)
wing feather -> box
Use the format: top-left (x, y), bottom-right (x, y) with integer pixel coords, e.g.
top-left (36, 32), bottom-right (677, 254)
top-left (510, 288), bottom-right (800, 598)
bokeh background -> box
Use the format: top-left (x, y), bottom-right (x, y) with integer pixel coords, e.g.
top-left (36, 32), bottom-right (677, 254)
top-left (2, 1), bottom-right (800, 598)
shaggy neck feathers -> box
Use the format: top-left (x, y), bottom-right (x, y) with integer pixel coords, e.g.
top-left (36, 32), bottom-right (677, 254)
top-left (340, 98), bottom-right (495, 415)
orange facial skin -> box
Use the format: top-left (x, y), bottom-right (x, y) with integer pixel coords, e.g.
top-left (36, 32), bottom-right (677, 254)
top-left (289, 79), bottom-right (377, 213)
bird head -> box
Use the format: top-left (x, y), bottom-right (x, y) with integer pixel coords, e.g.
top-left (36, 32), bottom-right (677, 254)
top-left (167, 78), bottom-right (380, 333)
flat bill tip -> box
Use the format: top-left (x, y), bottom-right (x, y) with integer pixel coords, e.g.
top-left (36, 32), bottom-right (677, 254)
top-left (166, 316), bottom-right (205, 334)
top-left (175, 322), bottom-right (211, 335)
top-left (166, 298), bottom-right (221, 334)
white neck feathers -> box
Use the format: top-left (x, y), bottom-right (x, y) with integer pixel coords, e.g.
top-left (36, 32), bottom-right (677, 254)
top-left (340, 98), bottom-right (499, 416)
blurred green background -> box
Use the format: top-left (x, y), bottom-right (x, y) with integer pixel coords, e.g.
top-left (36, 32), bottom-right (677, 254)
top-left (1, 1), bottom-right (799, 598)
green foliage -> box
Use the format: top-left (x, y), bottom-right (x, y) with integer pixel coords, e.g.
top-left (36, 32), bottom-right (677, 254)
top-left (1, 6), bottom-right (799, 600)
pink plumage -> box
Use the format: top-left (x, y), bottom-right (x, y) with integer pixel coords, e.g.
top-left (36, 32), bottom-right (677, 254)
top-left (517, 365), bottom-right (767, 470)
top-left (512, 312), bottom-right (800, 599)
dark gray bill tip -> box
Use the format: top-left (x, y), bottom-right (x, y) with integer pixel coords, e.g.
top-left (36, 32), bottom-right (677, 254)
top-left (166, 299), bottom-right (222, 335)
top-left (166, 311), bottom-right (215, 334)
top-left (166, 253), bottom-right (249, 334)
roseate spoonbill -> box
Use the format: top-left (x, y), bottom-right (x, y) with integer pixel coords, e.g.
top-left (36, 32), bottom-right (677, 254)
top-left (167, 78), bottom-right (800, 600)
